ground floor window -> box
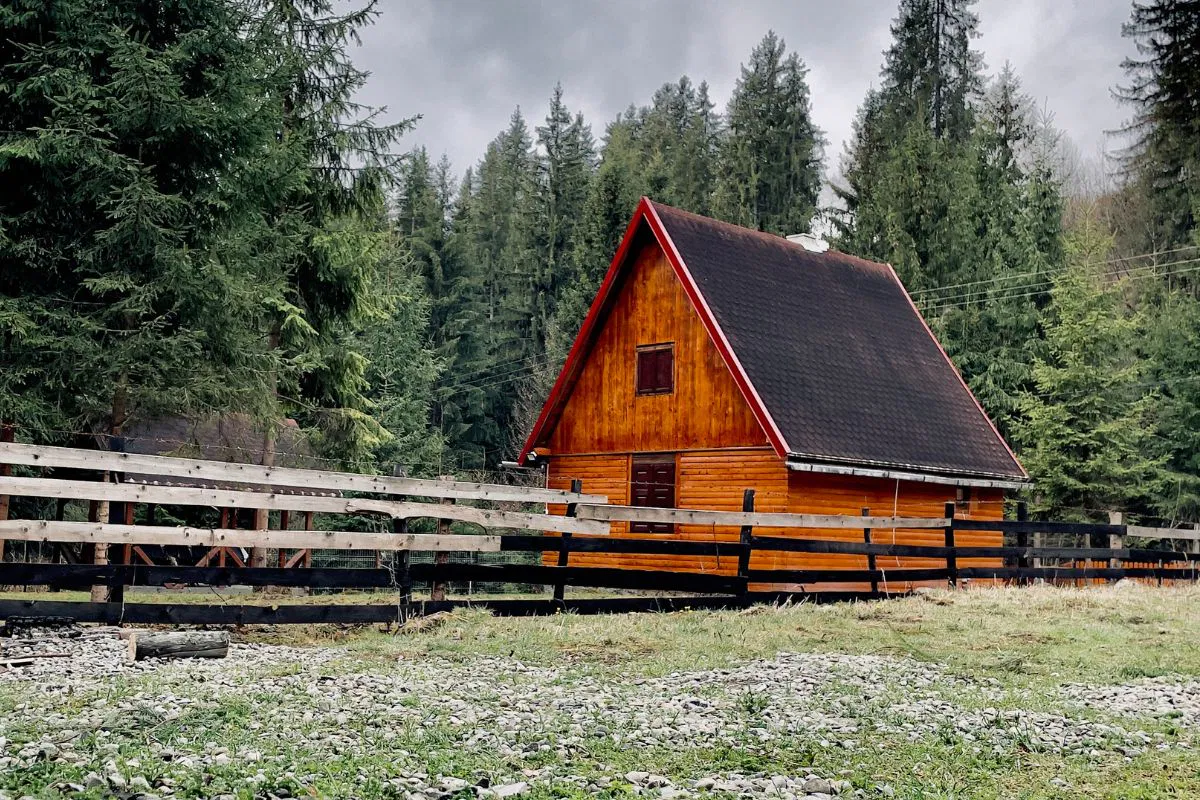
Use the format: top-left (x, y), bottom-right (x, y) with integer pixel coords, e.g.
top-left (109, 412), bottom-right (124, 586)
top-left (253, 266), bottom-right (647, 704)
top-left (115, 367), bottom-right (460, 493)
top-left (630, 455), bottom-right (676, 533)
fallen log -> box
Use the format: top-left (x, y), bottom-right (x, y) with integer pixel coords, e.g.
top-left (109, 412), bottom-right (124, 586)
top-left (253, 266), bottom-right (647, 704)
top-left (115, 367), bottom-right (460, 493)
top-left (128, 631), bottom-right (229, 661)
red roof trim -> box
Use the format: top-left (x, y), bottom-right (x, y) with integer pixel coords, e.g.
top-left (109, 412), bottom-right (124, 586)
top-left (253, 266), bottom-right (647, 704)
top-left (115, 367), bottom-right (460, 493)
top-left (518, 197), bottom-right (789, 462)
top-left (885, 263), bottom-right (1028, 480)
top-left (517, 199), bottom-right (651, 463)
top-left (643, 201), bottom-right (791, 458)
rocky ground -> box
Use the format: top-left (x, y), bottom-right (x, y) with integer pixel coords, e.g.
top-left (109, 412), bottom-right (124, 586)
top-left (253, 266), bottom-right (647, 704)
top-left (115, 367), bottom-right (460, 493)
top-left (1, 613), bottom-right (1197, 800)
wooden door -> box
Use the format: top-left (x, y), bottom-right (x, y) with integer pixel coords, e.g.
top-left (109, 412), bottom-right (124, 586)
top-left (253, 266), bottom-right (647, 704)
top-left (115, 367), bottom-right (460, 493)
top-left (630, 456), bottom-right (676, 533)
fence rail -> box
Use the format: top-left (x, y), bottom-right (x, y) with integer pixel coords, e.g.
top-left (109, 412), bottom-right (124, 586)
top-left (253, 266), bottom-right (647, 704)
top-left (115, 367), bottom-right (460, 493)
top-left (0, 442), bottom-right (606, 505)
top-left (0, 444), bottom-right (1197, 624)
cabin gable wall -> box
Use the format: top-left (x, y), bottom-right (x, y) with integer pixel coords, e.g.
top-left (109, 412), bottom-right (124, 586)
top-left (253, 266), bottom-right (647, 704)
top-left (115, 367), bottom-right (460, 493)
top-left (545, 235), bottom-right (769, 456)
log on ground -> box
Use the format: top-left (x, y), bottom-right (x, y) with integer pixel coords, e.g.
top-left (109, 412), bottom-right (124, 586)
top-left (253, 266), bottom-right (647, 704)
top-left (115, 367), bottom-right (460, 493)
top-left (129, 631), bottom-right (230, 661)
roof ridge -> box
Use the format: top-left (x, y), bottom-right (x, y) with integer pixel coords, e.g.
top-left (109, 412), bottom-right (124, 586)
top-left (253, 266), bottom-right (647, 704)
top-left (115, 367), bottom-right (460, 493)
top-left (645, 198), bottom-right (890, 273)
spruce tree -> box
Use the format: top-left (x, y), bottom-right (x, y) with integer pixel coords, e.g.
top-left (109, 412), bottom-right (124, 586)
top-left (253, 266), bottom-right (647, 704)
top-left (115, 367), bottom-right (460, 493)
top-left (638, 77), bottom-right (720, 213)
top-left (547, 117), bottom-right (646, 363)
top-left (249, 0), bottom-right (418, 465)
top-left (878, 0), bottom-right (984, 142)
top-left (361, 243), bottom-right (443, 476)
top-left (937, 68), bottom-right (1064, 438)
top-left (712, 32), bottom-right (825, 235)
top-left (835, 0), bottom-right (986, 288)
top-left (1116, 0), bottom-right (1200, 250)
top-left (434, 168), bottom-right (494, 470)
top-left (535, 85), bottom-right (596, 335)
top-left (0, 0), bottom-right (276, 445)
top-left (1143, 285), bottom-right (1200, 522)
top-left (449, 110), bottom-right (542, 467)
top-left (1016, 211), bottom-right (1165, 520)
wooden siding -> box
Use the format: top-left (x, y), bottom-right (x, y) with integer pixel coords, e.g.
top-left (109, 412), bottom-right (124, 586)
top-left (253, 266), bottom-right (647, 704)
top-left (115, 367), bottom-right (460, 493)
top-left (546, 236), bottom-right (769, 455)
top-left (546, 451), bottom-right (1003, 588)
top-left (767, 472), bottom-right (1003, 591)
top-left (547, 449), bottom-right (777, 572)
top-left (545, 454), bottom-right (630, 538)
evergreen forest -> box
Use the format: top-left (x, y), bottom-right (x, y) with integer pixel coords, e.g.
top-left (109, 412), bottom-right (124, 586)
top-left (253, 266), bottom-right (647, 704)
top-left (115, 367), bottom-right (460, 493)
top-left (2, 0), bottom-right (1199, 524)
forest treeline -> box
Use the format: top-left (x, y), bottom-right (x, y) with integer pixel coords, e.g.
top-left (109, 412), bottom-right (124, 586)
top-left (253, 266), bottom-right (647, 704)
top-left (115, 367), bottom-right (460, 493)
top-left (1, 0), bottom-right (1198, 523)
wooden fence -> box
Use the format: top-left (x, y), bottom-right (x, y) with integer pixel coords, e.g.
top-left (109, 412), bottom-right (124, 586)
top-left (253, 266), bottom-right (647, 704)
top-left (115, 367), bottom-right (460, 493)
top-left (0, 443), bottom-right (1197, 624)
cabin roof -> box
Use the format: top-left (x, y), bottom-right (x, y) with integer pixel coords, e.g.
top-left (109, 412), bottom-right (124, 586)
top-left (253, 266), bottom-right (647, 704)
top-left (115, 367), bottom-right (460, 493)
top-left (520, 198), bottom-right (1027, 485)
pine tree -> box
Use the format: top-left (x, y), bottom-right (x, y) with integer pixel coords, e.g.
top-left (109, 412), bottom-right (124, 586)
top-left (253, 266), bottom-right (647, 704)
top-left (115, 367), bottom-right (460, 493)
top-left (535, 85), bottom-right (595, 335)
top-left (712, 32), bottom-right (825, 235)
top-left (0, 0), bottom-right (277, 444)
top-left (250, 0), bottom-right (418, 465)
top-left (1016, 211), bottom-right (1165, 520)
top-left (1116, 0), bottom-right (1200, 250)
top-left (1144, 288), bottom-right (1200, 522)
top-left (937, 68), bottom-right (1064, 438)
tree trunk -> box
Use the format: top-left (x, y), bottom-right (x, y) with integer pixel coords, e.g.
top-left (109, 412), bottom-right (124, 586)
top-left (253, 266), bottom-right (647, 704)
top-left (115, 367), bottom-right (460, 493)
top-left (129, 631), bottom-right (230, 661)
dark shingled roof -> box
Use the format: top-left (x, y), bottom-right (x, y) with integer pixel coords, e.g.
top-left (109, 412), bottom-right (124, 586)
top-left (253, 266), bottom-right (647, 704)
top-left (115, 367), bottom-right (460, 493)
top-left (650, 201), bottom-right (1025, 481)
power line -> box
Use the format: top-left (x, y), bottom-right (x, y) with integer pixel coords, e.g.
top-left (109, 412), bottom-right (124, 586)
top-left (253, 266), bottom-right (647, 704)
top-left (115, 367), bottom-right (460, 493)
top-left (448, 355), bottom-right (555, 393)
top-left (920, 254), bottom-right (1200, 310)
top-left (922, 257), bottom-right (1200, 315)
top-left (440, 352), bottom-right (550, 386)
top-left (907, 243), bottom-right (1200, 300)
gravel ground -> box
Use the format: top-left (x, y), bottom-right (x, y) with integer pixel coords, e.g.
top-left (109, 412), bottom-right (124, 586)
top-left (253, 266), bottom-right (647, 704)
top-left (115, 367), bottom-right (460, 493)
top-left (0, 624), bottom-right (1195, 799)
top-left (1062, 677), bottom-right (1200, 729)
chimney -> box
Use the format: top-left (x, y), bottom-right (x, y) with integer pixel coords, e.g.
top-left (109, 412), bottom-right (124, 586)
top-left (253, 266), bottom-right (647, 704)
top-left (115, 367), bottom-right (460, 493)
top-left (786, 233), bottom-right (829, 253)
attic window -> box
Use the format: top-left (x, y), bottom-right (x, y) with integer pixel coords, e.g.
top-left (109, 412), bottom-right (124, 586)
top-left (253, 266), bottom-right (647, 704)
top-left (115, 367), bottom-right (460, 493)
top-left (636, 343), bottom-right (674, 395)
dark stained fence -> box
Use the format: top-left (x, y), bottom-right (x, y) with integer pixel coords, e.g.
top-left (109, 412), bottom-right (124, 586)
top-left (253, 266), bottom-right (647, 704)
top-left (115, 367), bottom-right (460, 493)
top-left (1, 516), bottom-right (1197, 624)
top-left (0, 443), bottom-right (1198, 624)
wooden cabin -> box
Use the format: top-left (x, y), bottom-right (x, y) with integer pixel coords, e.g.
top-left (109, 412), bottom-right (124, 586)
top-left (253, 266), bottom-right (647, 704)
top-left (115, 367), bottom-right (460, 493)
top-left (518, 198), bottom-right (1027, 589)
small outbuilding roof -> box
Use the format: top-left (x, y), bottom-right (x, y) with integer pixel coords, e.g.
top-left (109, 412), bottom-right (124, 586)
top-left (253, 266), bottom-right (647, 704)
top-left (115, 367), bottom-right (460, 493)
top-left (520, 198), bottom-right (1027, 486)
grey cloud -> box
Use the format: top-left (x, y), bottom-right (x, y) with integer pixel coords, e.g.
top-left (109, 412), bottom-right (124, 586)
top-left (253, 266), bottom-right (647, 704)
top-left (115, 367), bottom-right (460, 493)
top-left (354, 0), bottom-right (1134, 180)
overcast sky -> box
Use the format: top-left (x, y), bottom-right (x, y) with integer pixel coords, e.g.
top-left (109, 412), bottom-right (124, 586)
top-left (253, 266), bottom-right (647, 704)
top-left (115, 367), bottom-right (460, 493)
top-left (352, 0), bottom-right (1135, 186)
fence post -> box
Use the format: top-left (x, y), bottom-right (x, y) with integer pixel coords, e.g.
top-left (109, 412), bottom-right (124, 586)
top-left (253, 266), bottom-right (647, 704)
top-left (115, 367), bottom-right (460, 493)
top-left (1016, 501), bottom-right (1030, 585)
top-left (89, 472), bottom-right (112, 604)
top-left (431, 487), bottom-right (454, 602)
top-left (737, 489), bottom-right (755, 598)
top-left (392, 514), bottom-right (412, 611)
top-left (107, 564), bottom-right (125, 619)
top-left (862, 507), bottom-right (878, 596)
top-left (1192, 524), bottom-right (1199, 585)
top-left (944, 502), bottom-right (958, 589)
top-left (1108, 511), bottom-right (1123, 582)
top-left (0, 422), bottom-right (12, 563)
top-left (553, 479), bottom-right (583, 602)
top-left (302, 511), bottom-right (314, 568)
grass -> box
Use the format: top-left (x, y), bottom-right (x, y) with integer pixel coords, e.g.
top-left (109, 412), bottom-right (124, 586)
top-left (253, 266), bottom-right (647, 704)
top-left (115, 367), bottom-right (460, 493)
top-left (2, 584), bottom-right (1199, 799)
top-left (329, 583), bottom-right (1200, 688)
